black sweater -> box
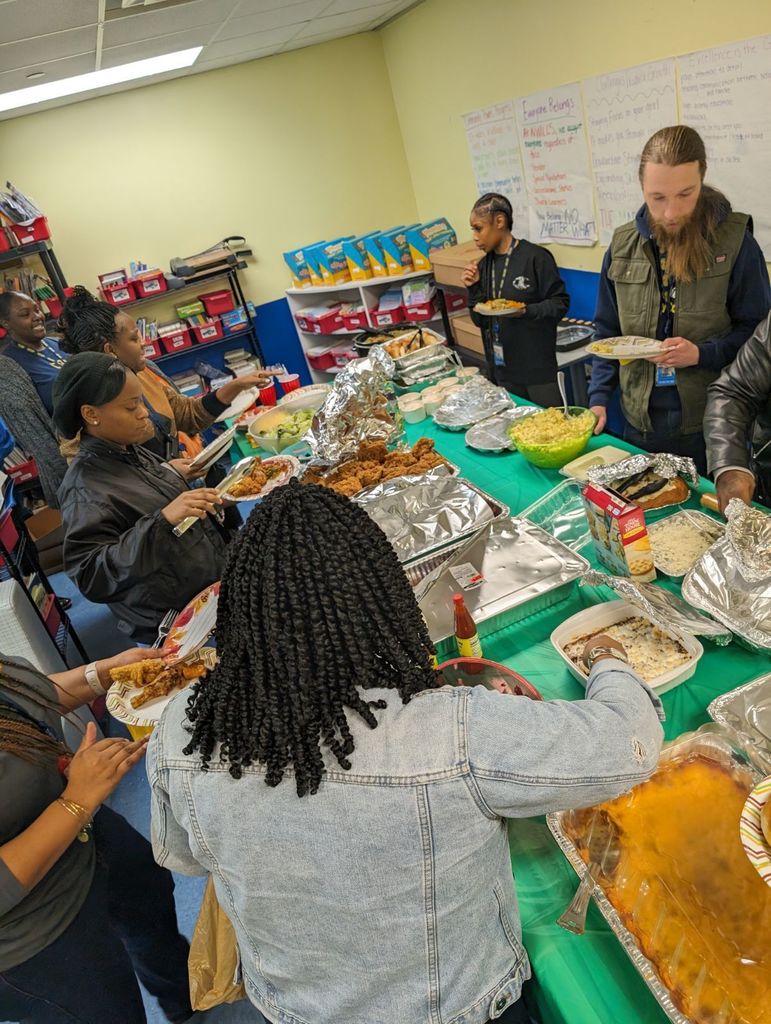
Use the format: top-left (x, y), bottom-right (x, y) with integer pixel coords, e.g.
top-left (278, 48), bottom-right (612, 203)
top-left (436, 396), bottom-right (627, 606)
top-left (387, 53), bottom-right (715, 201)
top-left (468, 239), bottom-right (569, 383)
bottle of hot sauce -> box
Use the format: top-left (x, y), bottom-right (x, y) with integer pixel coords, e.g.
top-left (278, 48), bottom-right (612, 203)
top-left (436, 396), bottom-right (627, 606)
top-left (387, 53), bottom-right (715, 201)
top-left (453, 594), bottom-right (483, 659)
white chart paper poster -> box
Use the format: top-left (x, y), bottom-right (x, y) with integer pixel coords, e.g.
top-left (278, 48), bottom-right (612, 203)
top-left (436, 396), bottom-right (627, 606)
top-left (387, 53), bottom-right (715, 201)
top-left (584, 60), bottom-right (678, 246)
top-left (516, 82), bottom-right (597, 246)
top-left (463, 101), bottom-right (529, 238)
top-left (679, 34), bottom-right (771, 252)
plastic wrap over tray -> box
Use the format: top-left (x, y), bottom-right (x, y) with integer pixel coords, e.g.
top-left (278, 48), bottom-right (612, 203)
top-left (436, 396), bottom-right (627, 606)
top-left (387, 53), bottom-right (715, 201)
top-left (580, 568), bottom-right (732, 644)
top-left (585, 452), bottom-right (699, 489)
top-left (433, 376), bottom-right (513, 431)
top-left (723, 497), bottom-right (771, 583)
top-left (708, 673), bottom-right (771, 773)
top-left (353, 468), bottom-right (508, 564)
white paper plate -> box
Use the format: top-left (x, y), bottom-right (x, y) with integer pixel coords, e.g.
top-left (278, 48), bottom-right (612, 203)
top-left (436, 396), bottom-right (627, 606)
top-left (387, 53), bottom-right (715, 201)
top-left (187, 425), bottom-right (237, 473)
top-left (215, 387), bottom-right (259, 423)
top-left (106, 647), bottom-right (216, 729)
top-left (587, 336), bottom-right (666, 360)
top-left (162, 581), bottom-right (220, 662)
top-left (473, 302), bottom-right (525, 317)
top-left (223, 455), bottom-right (300, 502)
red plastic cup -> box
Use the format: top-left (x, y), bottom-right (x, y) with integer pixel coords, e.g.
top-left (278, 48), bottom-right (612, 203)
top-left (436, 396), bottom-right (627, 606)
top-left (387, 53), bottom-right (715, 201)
top-left (278, 373), bottom-right (300, 395)
top-left (257, 380), bottom-right (277, 407)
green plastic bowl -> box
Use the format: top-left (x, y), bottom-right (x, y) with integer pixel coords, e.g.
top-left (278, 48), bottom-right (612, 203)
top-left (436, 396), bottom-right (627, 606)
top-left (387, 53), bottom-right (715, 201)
top-left (509, 407), bottom-right (597, 469)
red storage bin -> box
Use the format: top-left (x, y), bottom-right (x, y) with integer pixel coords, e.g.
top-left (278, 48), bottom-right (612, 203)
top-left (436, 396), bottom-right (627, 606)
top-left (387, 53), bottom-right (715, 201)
top-left (143, 338), bottom-right (163, 360)
top-left (342, 308), bottom-right (373, 330)
top-left (103, 282), bottom-right (136, 306)
top-left (371, 305), bottom-right (405, 328)
top-left (0, 231), bottom-right (11, 253)
top-left (330, 344), bottom-right (355, 367)
top-left (403, 298), bottom-right (436, 322)
top-left (7, 458), bottom-right (38, 485)
top-left (160, 328), bottom-right (193, 354)
top-left (294, 310), bottom-right (314, 332)
top-left (307, 344), bottom-right (337, 370)
top-left (198, 290), bottom-right (234, 316)
top-left (134, 271), bottom-right (167, 298)
top-left (9, 217), bottom-right (50, 245)
top-left (45, 297), bottom-right (63, 319)
top-left (191, 318), bottom-right (224, 344)
top-left (444, 291), bottom-right (467, 313)
top-left (309, 307), bottom-right (344, 334)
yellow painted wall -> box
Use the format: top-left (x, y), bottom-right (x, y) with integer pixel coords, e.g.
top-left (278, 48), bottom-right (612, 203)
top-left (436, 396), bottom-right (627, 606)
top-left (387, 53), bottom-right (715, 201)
top-left (0, 33), bottom-right (418, 307)
top-left (381, 0), bottom-right (771, 271)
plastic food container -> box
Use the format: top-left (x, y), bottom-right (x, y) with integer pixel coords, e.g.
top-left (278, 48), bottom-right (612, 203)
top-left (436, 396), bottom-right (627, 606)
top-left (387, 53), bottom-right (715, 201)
top-left (559, 445), bottom-right (630, 482)
top-left (510, 407), bottom-right (596, 470)
top-left (550, 599), bottom-right (703, 695)
top-left (402, 403), bottom-right (427, 424)
top-left (456, 366), bottom-right (480, 382)
top-left (247, 392), bottom-right (326, 454)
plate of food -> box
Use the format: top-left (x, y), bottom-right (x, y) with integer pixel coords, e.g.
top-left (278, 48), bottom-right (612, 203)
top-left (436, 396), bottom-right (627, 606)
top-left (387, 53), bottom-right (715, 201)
top-left (161, 581), bottom-right (220, 661)
top-left (473, 299), bottom-right (526, 316)
top-left (587, 336), bottom-right (666, 360)
top-left (223, 455), bottom-right (300, 502)
top-left (740, 776), bottom-right (771, 887)
top-left (608, 467), bottom-right (690, 509)
top-left (106, 647), bottom-right (217, 732)
top-left (301, 438), bottom-right (453, 497)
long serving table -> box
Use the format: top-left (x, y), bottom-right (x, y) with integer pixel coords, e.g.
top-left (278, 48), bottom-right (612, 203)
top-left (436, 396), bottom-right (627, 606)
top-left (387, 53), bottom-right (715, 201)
top-left (230, 409), bottom-right (770, 1024)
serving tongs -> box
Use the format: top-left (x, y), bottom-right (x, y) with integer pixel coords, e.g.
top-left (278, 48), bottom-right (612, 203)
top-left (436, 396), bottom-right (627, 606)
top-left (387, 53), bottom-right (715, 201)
top-left (172, 458), bottom-right (255, 538)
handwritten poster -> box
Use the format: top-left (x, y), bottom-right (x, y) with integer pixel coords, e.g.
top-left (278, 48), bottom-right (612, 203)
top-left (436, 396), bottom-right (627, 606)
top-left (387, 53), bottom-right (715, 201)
top-left (462, 101), bottom-right (529, 238)
top-left (679, 34), bottom-right (771, 252)
top-left (584, 59), bottom-right (678, 246)
top-left (516, 82), bottom-right (597, 246)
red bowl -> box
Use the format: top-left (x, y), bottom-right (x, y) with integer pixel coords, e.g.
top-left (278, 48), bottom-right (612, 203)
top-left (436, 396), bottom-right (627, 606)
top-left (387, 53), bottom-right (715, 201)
top-left (437, 657), bottom-right (542, 699)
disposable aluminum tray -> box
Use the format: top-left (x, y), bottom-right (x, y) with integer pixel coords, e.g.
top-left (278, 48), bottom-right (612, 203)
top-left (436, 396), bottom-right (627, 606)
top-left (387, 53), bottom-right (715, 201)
top-left (647, 509), bottom-right (725, 579)
top-left (547, 729), bottom-right (764, 1024)
top-left (415, 516), bottom-right (588, 645)
top-left (682, 535), bottom-right (771, 651)
top-left (354, 474), bottom-right (509, 566)
top-left (708, 672), bottom-right (771, 773)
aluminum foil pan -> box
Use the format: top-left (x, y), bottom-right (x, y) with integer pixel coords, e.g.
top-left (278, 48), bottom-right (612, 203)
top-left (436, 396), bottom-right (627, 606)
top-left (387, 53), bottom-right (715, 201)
top-left (724, 498), bottom-right (771, 583)
top-left (433, 376), bottom-right (513, 431)
top-left (586, 452), bottom-right (700, 490)
top-left (682, 535), bottom-right (771, 651)
top-left (417, 516), bottom-right (588, 644)
top-left (580, 568), bottom-right (732, 644)
top-left (465, 406), bottom-right (537, 453)
top-left (708, 673), bottom-right (771, 774)
top-left (353, 468), bottom-right (509, 565)
top-left (548, 727), bottom-right (764, 1024)
top-left (305, 345), bottom-right (401, 463)
top-left (646, 509), bottom-right (725, 579)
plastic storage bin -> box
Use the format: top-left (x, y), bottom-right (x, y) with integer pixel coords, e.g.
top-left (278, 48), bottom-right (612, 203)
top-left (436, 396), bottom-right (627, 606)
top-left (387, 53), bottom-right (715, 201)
top-left (198, 290), bottom-right (234, 316)
top-left (220, 307), bottom-right (248, 335)
top-left (143, 338), bottom-right (163, 360)
top-left (444, 292), bottom-right (468, 313)
top-left (102, 281), bottom-right (136, 306)
top-left (134, 271), bottom-right (167, 298)
top-left (307, 344), bottom-right (337, 370)
top-left (404, 299), bottom-right (436, 322)
top-left (159, 327), bottom-right (193, 354)
top-left (190, 317), bottom-right (224, 344)
top-left (329, 344), bottom-right (355, 367)
top-left (371, 305), bottom-right (405, 328)
top-left (308, 307), bottom-right (344, 334)
top-left (9, 217), bottom-right (50, 245)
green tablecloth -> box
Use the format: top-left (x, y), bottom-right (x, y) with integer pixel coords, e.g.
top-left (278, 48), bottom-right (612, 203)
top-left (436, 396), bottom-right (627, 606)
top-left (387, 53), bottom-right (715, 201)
top-left (232, 410), bottom-right (770, 1023)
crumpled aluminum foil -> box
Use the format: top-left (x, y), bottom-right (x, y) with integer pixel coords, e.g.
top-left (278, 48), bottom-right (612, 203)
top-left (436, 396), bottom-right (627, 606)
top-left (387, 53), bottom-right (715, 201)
top-left (465, 406), bottom-right (537, 453)
top-left (585, 452), bottom-right (700, 489)
top-left (723, 497), bottom-right (771, 582)
top-left (305, 346), bottom-right (402, 463)
top-left (433, 376), bottom-right (513, 430)
top-left (353, 467), bottom-right (500, 563)
top-left (580, 568), bottom-right (732, 643)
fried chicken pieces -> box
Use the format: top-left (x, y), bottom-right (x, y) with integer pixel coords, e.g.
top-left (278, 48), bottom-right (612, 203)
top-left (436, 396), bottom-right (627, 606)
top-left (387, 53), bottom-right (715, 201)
top-left (302, 437), bottom-right (448, 498)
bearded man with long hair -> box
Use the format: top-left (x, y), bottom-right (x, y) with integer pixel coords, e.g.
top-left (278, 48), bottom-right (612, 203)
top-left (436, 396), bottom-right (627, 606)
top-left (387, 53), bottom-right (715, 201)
top-left (588, 125), bottom-right (770, 472)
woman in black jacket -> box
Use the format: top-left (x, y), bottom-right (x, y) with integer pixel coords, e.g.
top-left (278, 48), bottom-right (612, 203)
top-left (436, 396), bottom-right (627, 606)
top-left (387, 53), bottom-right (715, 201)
top-left (52, 353), bottom-right (228, 642)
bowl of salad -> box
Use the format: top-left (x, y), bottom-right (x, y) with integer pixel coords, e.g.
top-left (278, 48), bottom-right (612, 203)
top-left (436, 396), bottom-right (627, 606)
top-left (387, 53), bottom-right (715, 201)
top-left (247, 392), bottom-right (326, 453)
top-left (508, 406), bottom-right (596, 469)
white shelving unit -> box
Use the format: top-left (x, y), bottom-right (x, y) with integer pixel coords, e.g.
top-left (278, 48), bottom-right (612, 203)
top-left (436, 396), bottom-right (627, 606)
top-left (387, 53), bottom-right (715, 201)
top-left (285, 269), bottom-right (450, 384)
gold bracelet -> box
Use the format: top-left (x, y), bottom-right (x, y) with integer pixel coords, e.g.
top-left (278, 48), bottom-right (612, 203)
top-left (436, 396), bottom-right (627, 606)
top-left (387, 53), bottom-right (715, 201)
top-left (55, 798), bottom-right (93, 843)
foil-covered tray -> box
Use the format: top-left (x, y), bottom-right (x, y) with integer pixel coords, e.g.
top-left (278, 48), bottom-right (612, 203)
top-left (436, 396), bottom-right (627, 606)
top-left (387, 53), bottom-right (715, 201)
top-left (354, 472), bottom-right (509, 565)
top-left (548, 728), bottom-right (767, 1024)
top-left (682, 536), bottom-right (771, 651)
top-left (416, 516), bottom-right (588, 644)
top-left (465, 406), bottom-right (537, 453)
top-left (708, 673), bottom-right (771, 773)
top-left (646, 509), bottom-right (725, 578)
top-left (433, 377), bottom-right (513, 431)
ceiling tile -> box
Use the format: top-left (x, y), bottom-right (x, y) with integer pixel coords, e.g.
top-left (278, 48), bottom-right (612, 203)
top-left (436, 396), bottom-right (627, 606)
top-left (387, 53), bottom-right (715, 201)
top-left (100, 29), bottom-right (212, 70)
top-left (291, 5), bottom-right (391, 39)
top-left (0, 0), bottom-right (97, 43)
top-left (0, 26), bottom-right (97, 73)
top-left (204, 26), bottom-right (300, 60)
top-left (0, 52), bottom-right (96, 93)
top-left (232, 0), bottom-right (332, 15)
top-left (322, 0), bottom-right (394, 15)
top-left (102, 0), bottom-right (234, 49)
top-left (214, 0), bottom-right (330, 41)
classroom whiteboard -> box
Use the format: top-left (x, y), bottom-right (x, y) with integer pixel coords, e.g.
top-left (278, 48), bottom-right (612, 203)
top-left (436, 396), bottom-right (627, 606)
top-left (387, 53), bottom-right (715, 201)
top-left (462, 101), bottom-right (529, 238)
top-left (584, 59), bottom-right (678, 246)
top-left (516, 82), bottom-right (597, 246)
top-left (679, 34), bottom-right (771, 252)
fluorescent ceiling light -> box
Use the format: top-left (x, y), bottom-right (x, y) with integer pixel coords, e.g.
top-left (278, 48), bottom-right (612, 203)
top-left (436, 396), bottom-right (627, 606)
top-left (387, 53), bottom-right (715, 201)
top-left (0, 47), bottom-right (202, 113)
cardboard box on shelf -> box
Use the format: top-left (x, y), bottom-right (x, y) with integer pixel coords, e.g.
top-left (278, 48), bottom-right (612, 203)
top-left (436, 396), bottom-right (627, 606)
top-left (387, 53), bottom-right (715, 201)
top-left (452, 313), bottom-right (484, 356)
top-left (25, 507), bottom-right (64, 574)
top-left (283, 241), bottom-right (324, 289)
top-left (406, 218), bottom-right (457, 272)
top-left (317, 237), bottom-right (354, 286)
top-left (363, 233), bottom-right (390, 278)
top-left (581, 484), bottom-right (656, 582)
top-left (380, 224), bottom-right (418, 276)
top-left (305, 244), bottom-right (326, 287)
top-left (430, 240), bottom-right (482, 289)
top-left (342, 234), bottom-right (378, 281)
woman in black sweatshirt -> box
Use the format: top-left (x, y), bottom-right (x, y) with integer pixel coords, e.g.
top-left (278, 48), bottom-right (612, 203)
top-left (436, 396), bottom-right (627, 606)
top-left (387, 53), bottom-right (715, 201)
top-left (463, 192), bottom-right (569, 406)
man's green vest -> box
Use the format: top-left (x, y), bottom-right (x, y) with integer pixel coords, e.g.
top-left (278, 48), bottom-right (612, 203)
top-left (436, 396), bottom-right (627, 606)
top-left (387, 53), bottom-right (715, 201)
top-left (608, 212), bottom-right (749, 434)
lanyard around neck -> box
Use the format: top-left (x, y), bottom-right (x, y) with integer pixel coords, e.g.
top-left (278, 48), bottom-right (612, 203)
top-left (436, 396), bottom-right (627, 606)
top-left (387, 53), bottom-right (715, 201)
top-left (12, 338), bottom-right (66, 370)
top-left (490, 239), bottom-right (517, 299)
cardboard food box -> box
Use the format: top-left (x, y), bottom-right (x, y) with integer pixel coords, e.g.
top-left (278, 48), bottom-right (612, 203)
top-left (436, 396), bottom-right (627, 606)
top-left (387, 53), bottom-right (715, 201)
top-left (581, 483), bottom-right (656, 582)
top-left (25, 506), bottom-right (64, 574)
top-left (342, 233), bottom-right (378, 281)
top-left (406, 218), bottom-right (457, 273)
top-left (430, 239), bottom-right (483, 289)
top-left (381, 224), bottom-right (418, 276)
top-left (452, 313), bottom-right (484, 356)
top-left (283, 242), bottom-right (324, 289)
top-left (363, 231), bottom-right (392, 278)
top-left (317, 237), bottom-right (354, 286)
top-left (304, 243), bottom-right (327, 287)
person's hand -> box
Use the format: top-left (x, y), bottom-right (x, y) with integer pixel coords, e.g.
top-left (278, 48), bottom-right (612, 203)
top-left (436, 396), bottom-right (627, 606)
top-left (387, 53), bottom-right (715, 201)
top-left (461, 261), bottom-right (480, 288)
top-left (590, 405), bottom-right (607, 435)
top-left (96, 648), bottom-right (149, 691)
top-left (166, 458), bottom-right (200, 482)
top-left (650, 337), bottom-right (699, 368)
top-left (161, 488), bottom-right (223, 527)
top-left (233, 370), bottom-right (273, 391)
top-left (63, 722), bottom-right (148, 814)
top-left (716, 469), bottom-right (755, 515)
top-left (581, 634), bottom-right (627, 670)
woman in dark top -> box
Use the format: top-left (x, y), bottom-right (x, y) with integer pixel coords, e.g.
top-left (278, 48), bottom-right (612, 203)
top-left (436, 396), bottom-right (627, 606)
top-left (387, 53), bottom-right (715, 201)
top-left (53, 353), bottom-right (228, 642)
top-left (463, 193), bottom-right (570, 406)
top-left (0, 651), bottom-right (193, 1023)
top-left (0, 291), bottom-right (68, 415)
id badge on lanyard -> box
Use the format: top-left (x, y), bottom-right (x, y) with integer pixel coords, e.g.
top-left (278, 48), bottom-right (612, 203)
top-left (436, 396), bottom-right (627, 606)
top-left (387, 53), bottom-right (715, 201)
top-left (656, 307), bottom-right (676, 386)
top-left (492, 320), bottom-right (505, 366)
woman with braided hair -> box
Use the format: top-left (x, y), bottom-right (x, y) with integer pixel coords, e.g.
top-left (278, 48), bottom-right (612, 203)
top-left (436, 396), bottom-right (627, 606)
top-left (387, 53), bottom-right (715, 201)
top-left (0, 650), bottom-right (194, 1023)
top-left (150, 481), bottom-right (665, 1024)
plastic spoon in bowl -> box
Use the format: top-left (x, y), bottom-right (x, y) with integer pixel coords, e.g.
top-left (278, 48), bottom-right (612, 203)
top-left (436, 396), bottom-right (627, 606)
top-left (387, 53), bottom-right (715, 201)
top-left (557, 370), bottom-right (569, 418)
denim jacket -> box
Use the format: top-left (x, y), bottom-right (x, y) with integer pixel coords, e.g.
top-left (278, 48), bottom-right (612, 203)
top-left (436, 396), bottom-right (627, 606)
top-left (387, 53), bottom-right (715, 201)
top-left (149, 661), bottom-right (664, 1024)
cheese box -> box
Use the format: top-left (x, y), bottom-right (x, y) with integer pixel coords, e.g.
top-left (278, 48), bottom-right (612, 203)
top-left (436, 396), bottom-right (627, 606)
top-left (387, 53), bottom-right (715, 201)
top-left (406, 218), bottom-right (457, 272)
top-left (581, 483), bottom-right (656, 582)
top-left (342, 234), bottom-right (378, 281)
top-left (283, 241), bottom-right (324, 289)
top-left (317, 237), bottom-right (354, 286)
top-left (363, 232), bottom-right (390, 278)
top-left (380, 224), bottom-right (418, 276)
top-left (304, 243), bottom-right (326, 287)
